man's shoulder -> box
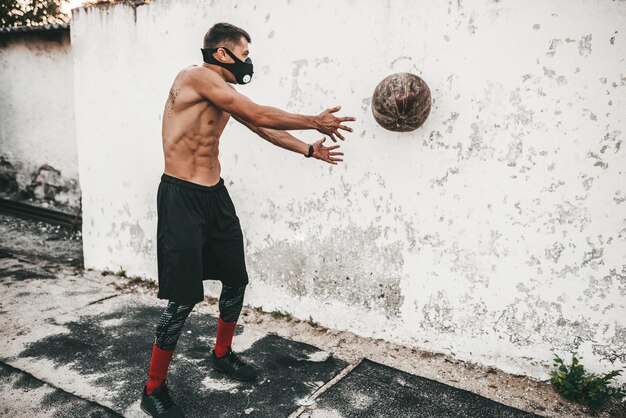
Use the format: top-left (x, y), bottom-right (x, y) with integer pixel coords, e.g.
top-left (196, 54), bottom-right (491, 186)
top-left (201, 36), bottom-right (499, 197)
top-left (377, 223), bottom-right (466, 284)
top-left (173, 65), bottom-right (242, 107)
top-left (183, 64), bottom-right (224, 86)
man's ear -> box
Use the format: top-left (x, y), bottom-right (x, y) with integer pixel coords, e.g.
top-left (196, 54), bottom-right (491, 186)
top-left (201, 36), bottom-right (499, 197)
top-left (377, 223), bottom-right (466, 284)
top-left (213, 47), bottom-right (224, 62)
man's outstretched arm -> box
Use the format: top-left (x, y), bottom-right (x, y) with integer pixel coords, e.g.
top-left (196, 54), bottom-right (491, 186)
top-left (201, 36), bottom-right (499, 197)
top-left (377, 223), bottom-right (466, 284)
top-left (231, 114), bottom-right (344, 165)
top-left (194, 71), bottom-right (355, 141)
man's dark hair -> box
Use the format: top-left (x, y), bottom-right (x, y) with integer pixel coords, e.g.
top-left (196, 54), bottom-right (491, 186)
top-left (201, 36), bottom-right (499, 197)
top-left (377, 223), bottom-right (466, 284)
top-left (203, 22), bottom-right (251, 49)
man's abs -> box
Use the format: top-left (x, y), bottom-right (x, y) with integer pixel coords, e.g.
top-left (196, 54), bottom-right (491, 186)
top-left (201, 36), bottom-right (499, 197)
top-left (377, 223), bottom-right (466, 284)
top-left (161, 66), bottom-right (231, 187)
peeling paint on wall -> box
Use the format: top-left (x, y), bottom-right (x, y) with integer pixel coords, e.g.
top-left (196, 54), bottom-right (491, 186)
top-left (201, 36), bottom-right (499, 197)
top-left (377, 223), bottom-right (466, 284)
top-left (248, 223), bottom-right (405, 318)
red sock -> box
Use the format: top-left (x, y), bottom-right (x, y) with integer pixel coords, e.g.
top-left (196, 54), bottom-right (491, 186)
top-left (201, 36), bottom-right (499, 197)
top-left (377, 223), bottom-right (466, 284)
top-left (146, 343), bottom-right (175, 395)
top-left (214, 316), bottom-right (237, 358)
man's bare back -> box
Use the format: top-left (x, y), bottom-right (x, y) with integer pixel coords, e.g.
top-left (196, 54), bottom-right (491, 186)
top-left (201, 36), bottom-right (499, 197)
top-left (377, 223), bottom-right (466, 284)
top-left (161, 35), bottom-right (355, 188)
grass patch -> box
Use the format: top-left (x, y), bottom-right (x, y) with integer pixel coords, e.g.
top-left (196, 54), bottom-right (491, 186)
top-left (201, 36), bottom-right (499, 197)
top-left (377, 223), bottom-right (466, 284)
top-left (271, 310), bottom-right (293, 321)
top-left (127, 275), bottom-right (143, 284)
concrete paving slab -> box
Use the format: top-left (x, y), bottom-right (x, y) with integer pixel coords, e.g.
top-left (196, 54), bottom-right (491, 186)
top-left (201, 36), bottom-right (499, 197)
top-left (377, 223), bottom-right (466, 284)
top-left (306, 358), bottom-right (544, 418)
top-left (0, 361), bottom-right (122, 418)
top-left (0, 256), bottom-right (120, 360)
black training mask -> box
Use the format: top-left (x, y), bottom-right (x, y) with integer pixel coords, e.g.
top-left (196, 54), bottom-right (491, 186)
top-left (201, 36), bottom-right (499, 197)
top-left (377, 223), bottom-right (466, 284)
top-left (201, 47), bottom-right (253, 84)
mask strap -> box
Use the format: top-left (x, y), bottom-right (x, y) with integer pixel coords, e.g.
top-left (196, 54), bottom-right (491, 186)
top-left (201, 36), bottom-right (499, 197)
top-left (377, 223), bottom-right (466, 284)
top-left (205, 47), bottom-right (241, 63)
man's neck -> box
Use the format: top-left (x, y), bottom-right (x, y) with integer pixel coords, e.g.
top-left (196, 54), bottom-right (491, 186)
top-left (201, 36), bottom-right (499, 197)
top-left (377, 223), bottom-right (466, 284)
top-left (202, 63), bottom-right (233, 84)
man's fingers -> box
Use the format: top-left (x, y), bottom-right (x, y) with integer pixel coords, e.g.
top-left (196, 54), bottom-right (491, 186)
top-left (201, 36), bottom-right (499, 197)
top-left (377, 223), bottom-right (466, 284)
top-left (334, 130), bottom-right (345, 141)
top-left (313, 137), bottom-right (325, 147)
top-left (328, 105), bottom-right (341, 113)
top-left (338, 124), bottom-right (353, 132)
top-left (325, 153), bottom-right (341, 164)
top-left (328, 144), bottom-right (341, 150)
top-left (340, 116), bottom-right (356, 122)
top-left (329, 151), bottom-right (344, 156)
top-left (329, 132), bottom-right (338, 142)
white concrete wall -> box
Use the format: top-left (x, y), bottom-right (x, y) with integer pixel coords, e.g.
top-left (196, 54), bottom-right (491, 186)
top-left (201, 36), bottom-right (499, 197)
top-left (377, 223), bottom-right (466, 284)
top-left (0, 31), bottom-right (79, 211)
top-left (71, 0), bottom-right (626, 383)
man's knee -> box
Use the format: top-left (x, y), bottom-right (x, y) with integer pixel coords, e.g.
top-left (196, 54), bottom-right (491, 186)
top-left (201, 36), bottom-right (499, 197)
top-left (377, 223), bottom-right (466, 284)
top-left (155, 301), bottom-right (195, 350)
top-left (219, 284), bottom-right (247, 323)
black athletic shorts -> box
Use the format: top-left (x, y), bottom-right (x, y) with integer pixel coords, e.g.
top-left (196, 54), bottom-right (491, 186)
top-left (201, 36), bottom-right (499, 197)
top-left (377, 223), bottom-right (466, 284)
top-left (156, 173), bottom-right (249, 305)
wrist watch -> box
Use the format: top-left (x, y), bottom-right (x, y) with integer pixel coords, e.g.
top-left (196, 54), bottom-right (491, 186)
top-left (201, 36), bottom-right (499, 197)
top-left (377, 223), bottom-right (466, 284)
top-left (304, 144), bottom-right (314, 158)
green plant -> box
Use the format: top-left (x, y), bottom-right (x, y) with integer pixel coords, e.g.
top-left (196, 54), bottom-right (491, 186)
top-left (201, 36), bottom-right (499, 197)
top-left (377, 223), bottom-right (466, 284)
top-left (114, 267), bottom-right (126, 277)
top-left (271, 310), bottom-right (293, 321)
top-left (549, 351), bottom-right (626, 410)
top-left (0, 0), bottom-right (69, 28)
top-left (128, 275), bottom-right (143, 284)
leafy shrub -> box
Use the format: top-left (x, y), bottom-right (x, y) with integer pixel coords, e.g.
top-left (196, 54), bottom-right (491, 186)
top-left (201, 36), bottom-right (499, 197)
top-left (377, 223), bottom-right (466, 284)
top-left (549, 351), bottom-right (626, 410)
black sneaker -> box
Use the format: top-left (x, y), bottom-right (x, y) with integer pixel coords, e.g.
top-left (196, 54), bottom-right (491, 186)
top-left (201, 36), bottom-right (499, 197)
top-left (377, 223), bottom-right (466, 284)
top-left (140, 379), bottom-right (185, 417)
top-left (211, 348), bottom-right (257, 381)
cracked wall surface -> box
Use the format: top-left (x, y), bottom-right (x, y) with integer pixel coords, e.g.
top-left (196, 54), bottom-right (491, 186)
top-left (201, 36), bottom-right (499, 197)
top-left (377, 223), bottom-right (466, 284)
top-left (71, 0), bottom-right (625, 383)
top-left (0, 32), bottom-right (80, 213)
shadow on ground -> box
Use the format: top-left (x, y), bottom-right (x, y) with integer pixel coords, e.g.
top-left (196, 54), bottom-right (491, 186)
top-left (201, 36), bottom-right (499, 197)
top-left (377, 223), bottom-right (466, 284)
top-left (18, 303), bottom-right (348, 417)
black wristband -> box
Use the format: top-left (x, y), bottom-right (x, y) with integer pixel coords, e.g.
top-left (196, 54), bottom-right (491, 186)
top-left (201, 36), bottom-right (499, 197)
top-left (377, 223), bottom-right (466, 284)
top-left (305, 144), bottom-right (314, 158)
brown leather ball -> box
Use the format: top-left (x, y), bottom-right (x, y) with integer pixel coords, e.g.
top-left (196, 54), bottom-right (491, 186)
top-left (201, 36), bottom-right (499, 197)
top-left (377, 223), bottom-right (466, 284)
top-left (371, 72), bottom-right (432, 132)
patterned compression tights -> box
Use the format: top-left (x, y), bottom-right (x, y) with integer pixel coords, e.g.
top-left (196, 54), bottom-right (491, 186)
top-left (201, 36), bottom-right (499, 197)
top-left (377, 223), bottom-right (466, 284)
top-left (154, 284), bottom-right (247, 350)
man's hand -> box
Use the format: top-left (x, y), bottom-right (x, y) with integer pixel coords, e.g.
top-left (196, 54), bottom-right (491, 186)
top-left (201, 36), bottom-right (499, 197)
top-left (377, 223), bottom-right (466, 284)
top-left (315, 105), bottom-right (356, 142)
top-left (312, 137), bottom-right (344, 165)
